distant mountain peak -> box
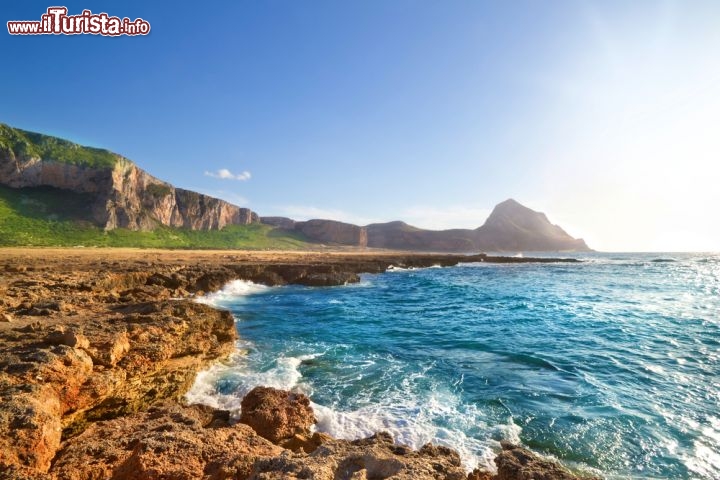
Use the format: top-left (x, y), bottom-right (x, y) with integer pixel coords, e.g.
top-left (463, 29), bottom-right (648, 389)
top-left (262, 198), bottom-right (591, 253)
top-left (477, 199), bottom-right (588, 252)
top-left (489, 198), bottom-right (540, 217)
top-left (496, 198), bottom-right (522, 208)
top-left (485, 199), bottom-right (549, 226)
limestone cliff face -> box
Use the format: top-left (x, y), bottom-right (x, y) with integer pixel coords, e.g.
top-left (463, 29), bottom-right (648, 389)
top-left (175, 188), bottom-right (257, 230)
top-left (0, 125), bottom-right (258, 231)
top-left (295, 219), bottom-right (368, 247)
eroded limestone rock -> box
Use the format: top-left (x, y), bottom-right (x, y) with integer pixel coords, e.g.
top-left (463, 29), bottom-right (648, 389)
top-left (240, 386), bottom-right (316, 444)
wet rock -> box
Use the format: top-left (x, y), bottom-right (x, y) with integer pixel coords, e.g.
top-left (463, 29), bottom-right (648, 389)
top-left (493, 442), bottom-right (596, 480)
top-left (240, 386), bottom-right (316, 443)
top-left (295, 271), bottom-right (360, 286)
top-left (191, 269), bottom-right (236, 293)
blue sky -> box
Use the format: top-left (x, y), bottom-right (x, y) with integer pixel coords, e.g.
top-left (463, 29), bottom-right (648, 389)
top-left (2, 1), bottom-right (720, 251)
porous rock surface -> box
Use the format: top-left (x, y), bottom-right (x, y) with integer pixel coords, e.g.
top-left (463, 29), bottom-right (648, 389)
top-left (493, 441), bottom-right (595, 480)
top-left (250, 432), bottom-right (468, 480)
top-left (50, 402), bottom-right (283, 480)
top-left (240, 386), bottom-right (316, 444)
top-left (0, 299), bottom-right (236, 473)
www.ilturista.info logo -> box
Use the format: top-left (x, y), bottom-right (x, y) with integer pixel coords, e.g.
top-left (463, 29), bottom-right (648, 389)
top-left (7, 7), bottom-right (150, 36)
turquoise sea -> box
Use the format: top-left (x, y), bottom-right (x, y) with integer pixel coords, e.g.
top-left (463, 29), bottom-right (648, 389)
top-left (187, 253), bottom-right (720, 479)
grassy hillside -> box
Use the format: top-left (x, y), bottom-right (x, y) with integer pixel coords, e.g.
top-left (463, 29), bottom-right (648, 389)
top-left (0, 185), bottom-right (310, 249)
top-left (0, 123), bottom-right (118, 168)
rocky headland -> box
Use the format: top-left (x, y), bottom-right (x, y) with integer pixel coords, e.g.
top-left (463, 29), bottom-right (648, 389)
top-left (0, 248), bottom-right (594, 480)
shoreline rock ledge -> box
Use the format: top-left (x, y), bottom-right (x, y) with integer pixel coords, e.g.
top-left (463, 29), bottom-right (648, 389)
top-left (0, 250), bottom-right (595, 479)
top-left (5, 386), bottom-right (599, 480)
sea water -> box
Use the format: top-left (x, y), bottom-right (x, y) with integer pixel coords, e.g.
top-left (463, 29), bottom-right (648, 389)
top-left (187, 252), bottom-right (720, 479)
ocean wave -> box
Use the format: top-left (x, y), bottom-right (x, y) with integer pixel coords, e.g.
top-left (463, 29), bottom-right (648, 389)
top-left (186, 347), bottom-right (510, 472)
top-left (195, 279), bottom-right (269, 305)
top-left (312, 398), bottom-right (503, 472)
top-left (386, 264), bottom-right (442, 272)
top-left (185, 348), bottom-right (322, 409)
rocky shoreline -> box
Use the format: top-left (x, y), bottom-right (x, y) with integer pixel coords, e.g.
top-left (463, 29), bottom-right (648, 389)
top-left (0, 248), bottom-right (594, 479)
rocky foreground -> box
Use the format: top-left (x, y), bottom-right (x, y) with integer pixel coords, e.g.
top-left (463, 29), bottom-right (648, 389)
top-left (0, 248), bottom-right (593, 479)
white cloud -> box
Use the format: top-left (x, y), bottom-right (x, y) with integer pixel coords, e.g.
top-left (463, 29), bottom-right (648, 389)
top-left (204, 168), bottom-right (251, 181)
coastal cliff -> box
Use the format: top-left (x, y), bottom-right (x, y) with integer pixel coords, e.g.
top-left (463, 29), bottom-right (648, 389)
top-left (0, 124), bottom-right (258, 231)
top-left (0, 249), bottom-right (593, 480)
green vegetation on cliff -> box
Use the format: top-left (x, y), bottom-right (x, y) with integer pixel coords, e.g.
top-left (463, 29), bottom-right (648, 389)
top-left (0, 123), bottom-right (118, 168)
top-left (0, 185), bottom-right (310, 249)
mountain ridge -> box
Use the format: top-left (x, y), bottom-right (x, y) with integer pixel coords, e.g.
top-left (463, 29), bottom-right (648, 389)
top-left (0, 123), bottom-right (590, 251)
top-left (262, 199), bottom-right (591, 252)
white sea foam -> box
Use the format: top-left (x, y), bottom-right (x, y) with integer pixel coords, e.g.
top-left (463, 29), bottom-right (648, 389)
top-left (311, 389), bottom-right (507, 472)
top-left (186, 346), bottom-right (509, 472)
top-left (386, 265), bottom-right (410, 272)
top-left (243, 353), bottom-right (322, 392)
top-left (386, 264), bottom-right (442, 272)
top-left (186, 348), bottom-right (321, 409)
top-left (185, 362), bottom-right (245, 413)
top-left (195, 279), bottom-right (268, 305)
